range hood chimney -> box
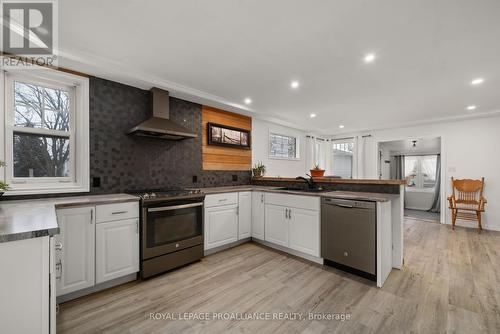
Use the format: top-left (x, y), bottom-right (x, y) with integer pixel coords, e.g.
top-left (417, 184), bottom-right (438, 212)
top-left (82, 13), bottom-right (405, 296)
top-left (127, 88), bottom-right (197, 140)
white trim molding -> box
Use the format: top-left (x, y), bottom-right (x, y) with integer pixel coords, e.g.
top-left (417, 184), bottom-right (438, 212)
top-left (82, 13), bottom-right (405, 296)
top-left (1, 67), bottom-right (89, 195)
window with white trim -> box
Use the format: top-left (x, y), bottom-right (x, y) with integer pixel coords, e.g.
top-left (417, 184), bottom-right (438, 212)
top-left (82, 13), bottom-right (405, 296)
top-left (1, 69), bottom-right (89, 195)
top-left (404, 155), bottom-right (437, 189)
top-left (269, 133), bottom-right (299, 159)
top-left (332, 139), bottom-right (355, 178)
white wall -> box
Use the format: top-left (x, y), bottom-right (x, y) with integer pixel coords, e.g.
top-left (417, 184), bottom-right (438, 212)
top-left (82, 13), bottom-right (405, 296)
top-left (252, 119), bottom-right (307, 177)
top-left (337, 116), bottom-right (500, 231)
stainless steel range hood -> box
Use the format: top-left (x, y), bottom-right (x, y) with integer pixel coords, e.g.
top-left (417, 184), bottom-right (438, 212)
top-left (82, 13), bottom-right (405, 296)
top-left (127, 88), bottom-right (197, 140)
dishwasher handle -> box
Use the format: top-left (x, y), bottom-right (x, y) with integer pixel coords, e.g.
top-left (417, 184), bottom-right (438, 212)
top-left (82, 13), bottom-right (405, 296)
top-left (332, 203), bottom-right (354, 209)
top-left (322, 198), bottom-right (376, 210)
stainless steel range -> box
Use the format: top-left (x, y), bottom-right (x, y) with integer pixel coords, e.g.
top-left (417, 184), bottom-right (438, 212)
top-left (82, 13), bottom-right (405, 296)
top-left (127, 188), bottom-right (205, 278)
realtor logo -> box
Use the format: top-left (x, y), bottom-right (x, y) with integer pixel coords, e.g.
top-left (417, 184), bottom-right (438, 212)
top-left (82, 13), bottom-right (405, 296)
top-left (1, 0), bottom-right (58, 67)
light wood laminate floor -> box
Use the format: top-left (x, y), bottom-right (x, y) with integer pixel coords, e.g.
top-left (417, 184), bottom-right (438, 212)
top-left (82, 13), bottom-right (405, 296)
top-left (58, 219), bottom-right (500, 334)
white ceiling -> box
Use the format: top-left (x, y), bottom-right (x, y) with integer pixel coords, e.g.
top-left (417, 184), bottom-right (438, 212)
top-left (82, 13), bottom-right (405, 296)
top-left (380, 137), bottom-right (441, 155)
top-left (58, 0), bottom-right (500, 134)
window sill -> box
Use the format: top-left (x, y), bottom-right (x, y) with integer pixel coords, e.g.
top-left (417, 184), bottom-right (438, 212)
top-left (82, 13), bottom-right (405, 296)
top-left (268, 156), bottom-right (301, 161)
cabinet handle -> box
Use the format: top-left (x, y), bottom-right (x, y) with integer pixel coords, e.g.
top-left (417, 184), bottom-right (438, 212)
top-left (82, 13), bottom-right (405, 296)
top-left (90, 209), bottom-right (93, 224)
top-left (261, 194), bottom-right (264, 203)
top-left (55, 242), bottom-right (63, 251)
top-left (136, 221), bottom-right (139, 234)
top-left (285, 208), bottom-right (288, 219)
top-left (55, 259), bottom-right (62, 280)
top-left (289, 209), bottom-right (292, 219)
top-left (236, 207), bottom-right (239, 215)
top-left (112, 211), bottom-right (127, 215)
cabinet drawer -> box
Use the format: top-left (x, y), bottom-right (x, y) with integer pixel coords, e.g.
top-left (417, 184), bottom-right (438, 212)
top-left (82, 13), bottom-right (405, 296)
top-left (96, 201), bottom-right (139, 223)
top-left (265, 193), bottom-right (320, 211)
top-left (204, 192), bottom-right (238, 208)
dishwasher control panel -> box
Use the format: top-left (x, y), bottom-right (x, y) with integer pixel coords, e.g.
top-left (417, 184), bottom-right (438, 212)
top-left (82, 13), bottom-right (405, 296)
top-left (322, 198), bottom-right (376, 210)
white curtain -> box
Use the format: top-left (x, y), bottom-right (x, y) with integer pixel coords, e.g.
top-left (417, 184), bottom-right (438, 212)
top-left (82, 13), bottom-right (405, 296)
top-left (318, 140), bottom-right (333, 175)
top-left (305, 136), bottom-right (333, 175)
top-left (356, 136), bottom-right (365, 178)
top-left (305, 136), bottom-right (316, 175)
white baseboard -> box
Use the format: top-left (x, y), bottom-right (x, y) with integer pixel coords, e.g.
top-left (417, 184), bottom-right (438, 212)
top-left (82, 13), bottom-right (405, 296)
top-left (252, 239), bottom-right (324, 265)
top-left (442, 220), bottom-right (500, 232)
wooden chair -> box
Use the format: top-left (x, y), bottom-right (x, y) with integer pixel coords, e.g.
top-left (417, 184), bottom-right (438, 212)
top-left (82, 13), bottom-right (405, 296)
top-left (448, 177), bottom-right (487, 232)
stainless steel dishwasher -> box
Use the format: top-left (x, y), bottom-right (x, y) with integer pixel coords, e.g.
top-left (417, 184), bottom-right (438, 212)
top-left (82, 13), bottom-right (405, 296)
top-left (321, 198), bottom-right (376, 280)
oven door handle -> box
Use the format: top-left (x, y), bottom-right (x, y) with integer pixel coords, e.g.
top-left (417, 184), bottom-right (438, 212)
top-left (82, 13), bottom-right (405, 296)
top-left (147, 202), bottom-right (204, 212)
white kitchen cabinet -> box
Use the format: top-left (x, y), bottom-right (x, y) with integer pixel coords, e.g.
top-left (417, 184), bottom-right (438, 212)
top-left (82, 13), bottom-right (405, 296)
top-left (0, 236), bottom-right (53, 334)
top-left (96, 218), bottom-right (139, 284)
top-left (204, 204), bottom-right (239, 250)
top-left (264, 204), bottom-right (288, 247)
top-left (251, 191), bottom-right (265, 240)
top-left (288, 207), bottom-right (320, 257)
top-left (55, 206), bottom-right (95, 296)
top-left (238, 192), bottom-right (252, 239)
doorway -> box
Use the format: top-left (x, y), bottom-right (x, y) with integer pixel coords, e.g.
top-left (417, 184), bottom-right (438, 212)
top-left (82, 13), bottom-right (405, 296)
top-left (378, 137), bottom-right (442, 223)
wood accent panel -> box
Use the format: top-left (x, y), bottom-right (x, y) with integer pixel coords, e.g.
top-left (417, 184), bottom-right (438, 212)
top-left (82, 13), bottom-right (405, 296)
top-left (202, 106), bottom-right (252, 171)
top-left (252, 176), bottom-right (407, 185)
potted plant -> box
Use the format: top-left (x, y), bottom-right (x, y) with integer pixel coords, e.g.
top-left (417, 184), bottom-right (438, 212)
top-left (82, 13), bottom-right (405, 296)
top-left (0, 160), bottom-right (9, 196)
top-left (252, 162), bottom-right (266, 178)
top-left (310, 164), bottom-right (325, 177)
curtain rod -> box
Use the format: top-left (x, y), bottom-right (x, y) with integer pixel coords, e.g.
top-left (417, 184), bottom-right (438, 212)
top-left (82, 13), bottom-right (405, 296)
top-left (307, 134), bottom-right (372, 141)
top-left (305, 135), bottom-right (326, 141)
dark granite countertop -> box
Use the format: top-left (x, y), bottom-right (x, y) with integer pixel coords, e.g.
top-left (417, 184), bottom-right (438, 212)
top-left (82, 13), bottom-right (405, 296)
top-left (0, 194), bottom-right (139, 243)
top-left (198, 186), bottom-right (399, 202)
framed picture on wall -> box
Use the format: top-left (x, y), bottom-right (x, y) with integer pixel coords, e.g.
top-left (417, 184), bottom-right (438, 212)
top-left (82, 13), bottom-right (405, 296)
top-left (207, 122), bottom-right (251, 149)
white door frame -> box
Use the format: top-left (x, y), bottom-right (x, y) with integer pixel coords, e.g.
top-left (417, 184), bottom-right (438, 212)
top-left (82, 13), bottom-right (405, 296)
top-left (374, 134), bottom-right (446, 224)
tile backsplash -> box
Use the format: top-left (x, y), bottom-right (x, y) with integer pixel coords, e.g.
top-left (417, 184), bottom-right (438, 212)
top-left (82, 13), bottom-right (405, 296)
top-left (89, 77), bottom-right (251, 194)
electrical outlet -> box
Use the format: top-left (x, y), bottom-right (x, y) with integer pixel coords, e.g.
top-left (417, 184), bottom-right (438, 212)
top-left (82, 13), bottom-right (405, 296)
top-left (92, 177), bottom-right (101, 188)
top-left (232, 175), bottom-right (238, 182)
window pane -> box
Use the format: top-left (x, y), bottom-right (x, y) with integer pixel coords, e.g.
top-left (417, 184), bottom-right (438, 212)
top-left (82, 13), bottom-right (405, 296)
top-left (332, 141), bottom-right (354, 178)
top-left (269, 134), bottom-right (297, 158)
top-left (14, 81), bottom-right (70, 131)
top-left (404, 156), bottom-right (418, 187)
top-left (13, 132), bottom-right (70, 177)
top-left (421, 155), bottom-right (437, 188)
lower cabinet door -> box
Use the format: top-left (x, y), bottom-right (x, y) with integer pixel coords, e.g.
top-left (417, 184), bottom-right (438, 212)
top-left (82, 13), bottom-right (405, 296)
top-left (251, 192), bottom-right (265, 240)
top-left (238, 192), bottom-right (252, 239)
top-left (264, 204), bottom-right (288, 247)
top-left (288, 208), bottom-right (320, 257)
top-left (96, 218), bottom-right (139, 284)
top-left (205, 205), bottom-right (238, 250)
top-left (55, 207), bottom-right (95, 296)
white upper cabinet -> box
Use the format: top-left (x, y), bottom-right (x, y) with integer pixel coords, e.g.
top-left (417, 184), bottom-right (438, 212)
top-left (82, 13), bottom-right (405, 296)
top-left (55, 207), bottom-right (95, 296)
top-left (251, 192), bottom-right (265, 240)
top-left (238, 192), bottom-right (252, 239)
top-left (264, 204), bottom-right (288, 247)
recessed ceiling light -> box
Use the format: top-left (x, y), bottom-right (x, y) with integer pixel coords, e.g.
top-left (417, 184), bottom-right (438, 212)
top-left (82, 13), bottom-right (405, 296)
top-left (310, 113), bottom-right (316, 118)
top-left (363, 53), bottom-right (376, 63)
top-left (467, 105), bottom-right (477, 111)
top-left (290, 80), bottom-right (300, 89)
top-left (471, 78), bottom-right (484, 86)
top-left (244, 98), bottom-right (252, 105)
top-left (339, 125), bottom-right (345, 129)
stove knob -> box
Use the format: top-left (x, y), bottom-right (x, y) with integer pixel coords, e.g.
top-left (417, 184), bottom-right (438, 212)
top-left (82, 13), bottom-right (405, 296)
top-left (143, 194), bottom-right (150, 199)
top-left (150, 192), bottom-right (157, 198)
